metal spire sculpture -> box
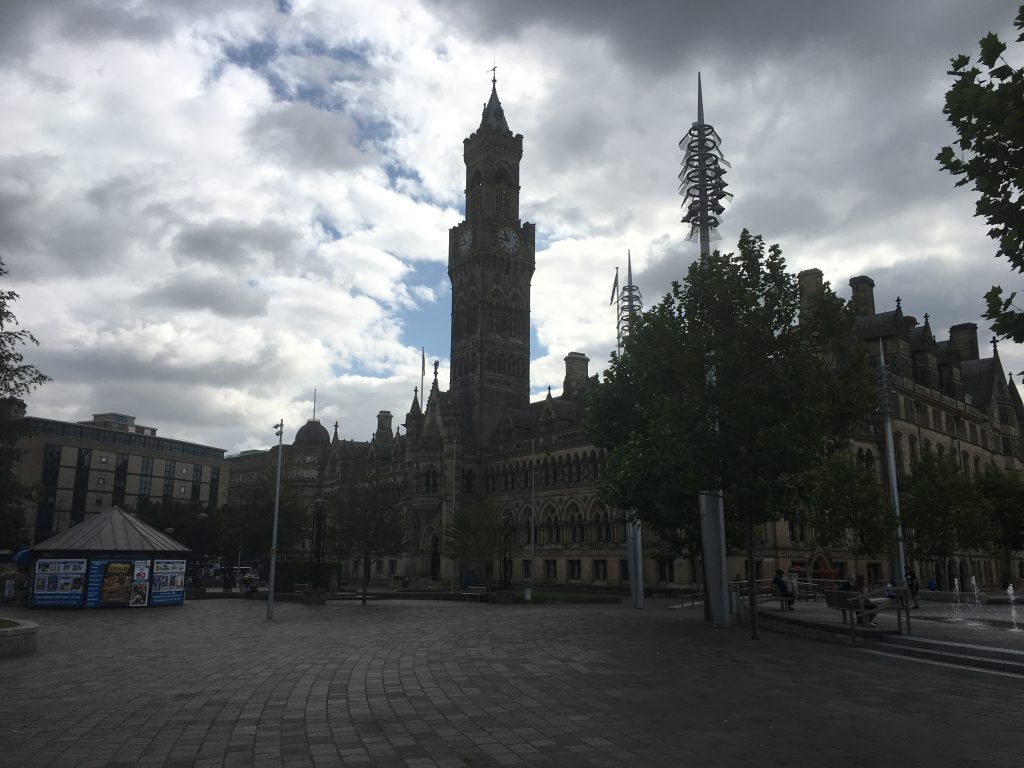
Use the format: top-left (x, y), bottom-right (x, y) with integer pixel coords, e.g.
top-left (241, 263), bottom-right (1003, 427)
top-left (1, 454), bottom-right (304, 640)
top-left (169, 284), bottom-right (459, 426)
top-left (678, 72), bottom-right (732, 256)
top-left (616, 251), bottom-right (643, 352)
top-left (612, 250), bottom-right (645, 610)
top-left (681, 74), bottom-right (732, 628)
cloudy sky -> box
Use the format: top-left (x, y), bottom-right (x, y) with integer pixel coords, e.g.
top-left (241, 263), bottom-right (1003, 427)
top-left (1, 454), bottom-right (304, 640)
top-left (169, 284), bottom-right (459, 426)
top-left (2, 0), bottom-right (1021, 452)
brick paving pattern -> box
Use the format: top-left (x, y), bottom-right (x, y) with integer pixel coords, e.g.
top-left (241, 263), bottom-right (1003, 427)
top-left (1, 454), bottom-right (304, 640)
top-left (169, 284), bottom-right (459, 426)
top-left (1, 598), bottom-right (1022, 767)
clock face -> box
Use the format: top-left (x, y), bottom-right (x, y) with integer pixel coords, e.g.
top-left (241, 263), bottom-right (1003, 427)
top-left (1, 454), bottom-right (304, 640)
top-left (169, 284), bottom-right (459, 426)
top-left (458, 229), bottom-right (473, 256)
top-left (498, 227), bottom-right (520, 254)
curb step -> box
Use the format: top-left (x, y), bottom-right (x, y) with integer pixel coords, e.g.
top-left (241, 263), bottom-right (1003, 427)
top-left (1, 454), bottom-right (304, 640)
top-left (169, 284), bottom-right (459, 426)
top-left (860, 646), bottom-right (1024, 680)
top-left (874, 635), bottom-right (1024, 675)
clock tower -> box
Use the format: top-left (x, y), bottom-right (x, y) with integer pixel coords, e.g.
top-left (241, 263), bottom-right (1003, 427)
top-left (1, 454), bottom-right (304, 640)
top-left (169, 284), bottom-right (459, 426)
top-left (448, 78), bottom-right (536, 443)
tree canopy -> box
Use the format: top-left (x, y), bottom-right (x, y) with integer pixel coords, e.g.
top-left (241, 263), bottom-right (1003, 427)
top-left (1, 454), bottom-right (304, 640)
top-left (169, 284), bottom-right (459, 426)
top-left (899, 453), bottom-right (992, 562)
top-left (328, 479), bottom-right (407, 604)
top-left (0, 257), bottom-right (51, 549)
top-left (587, 231), bottom-right (874, 633)
top-left (938, 6), bottom-right (1024, 341)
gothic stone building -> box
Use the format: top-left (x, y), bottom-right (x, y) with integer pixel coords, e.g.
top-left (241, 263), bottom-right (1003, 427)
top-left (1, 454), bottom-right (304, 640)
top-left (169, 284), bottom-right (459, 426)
top-left (313, 83), bottom-right (648, 591)
top-left (229, 85), bottom-right (1024, 593)
top-left (763, 271), bottom-right (1024, 588)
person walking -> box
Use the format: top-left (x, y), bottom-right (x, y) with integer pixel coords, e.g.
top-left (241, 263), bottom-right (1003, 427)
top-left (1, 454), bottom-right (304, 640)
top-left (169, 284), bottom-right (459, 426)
top-left (905, 566), bottom-right (920, 609)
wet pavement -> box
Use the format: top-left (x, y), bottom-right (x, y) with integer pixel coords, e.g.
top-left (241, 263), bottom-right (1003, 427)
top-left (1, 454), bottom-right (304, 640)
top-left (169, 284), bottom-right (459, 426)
top-left (1, 597), bottom-right (1023, 767)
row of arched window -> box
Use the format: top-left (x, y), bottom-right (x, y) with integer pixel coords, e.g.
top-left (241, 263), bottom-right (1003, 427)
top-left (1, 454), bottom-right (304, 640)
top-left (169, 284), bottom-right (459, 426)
top-left (485, 451), bottom-right (602, 493)
top-left (501, 506), bottom-right (623, 547)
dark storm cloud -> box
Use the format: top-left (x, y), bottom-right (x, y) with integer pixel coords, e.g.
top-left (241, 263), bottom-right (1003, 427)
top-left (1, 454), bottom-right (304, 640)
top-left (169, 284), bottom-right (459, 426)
top-left (32, 336), bottom-right (286, 392)
top-left (173, 218), bottom-right (301, 269)
top-left (247, 102), bottom-right (373, 171)
top-left (135, 274), bottom-right (270, 318)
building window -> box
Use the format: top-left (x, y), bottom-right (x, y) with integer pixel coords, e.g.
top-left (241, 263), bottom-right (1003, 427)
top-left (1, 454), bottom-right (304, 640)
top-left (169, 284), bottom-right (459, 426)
top-left (94, 498), bottom-right (103, 507)
top-left (98, 477), bottom-right (105, 486)
top-left (568, 560), bottom-right (582, 580)
top-left (544, 559), bottom-right (557, 579)
top-left (593, 559), bottom-right (608, 581)
top-left (522, 559), bottom-right (532, 579)
top-left (867, 562), bottom-right (882, 583)
top-left (388, 559), bottom-right (397, 577)
top-left (620, 559), bottom-right (630, 582)
top-left (658, 560), bottom-right (675, 583)
top-left (100, 456), bottom-right (108, 464)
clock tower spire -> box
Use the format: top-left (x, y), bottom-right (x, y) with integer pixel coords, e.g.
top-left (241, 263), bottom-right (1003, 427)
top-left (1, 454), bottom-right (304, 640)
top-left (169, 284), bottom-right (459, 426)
top-left (448, 78), bottom-right (536, 443)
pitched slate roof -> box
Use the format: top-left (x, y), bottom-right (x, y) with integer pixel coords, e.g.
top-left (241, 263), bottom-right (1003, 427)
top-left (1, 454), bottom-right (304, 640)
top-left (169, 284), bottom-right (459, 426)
top-left (962, 358), bottom-right (996, 409)
top-left (32, 507), bottom-right (190, 553)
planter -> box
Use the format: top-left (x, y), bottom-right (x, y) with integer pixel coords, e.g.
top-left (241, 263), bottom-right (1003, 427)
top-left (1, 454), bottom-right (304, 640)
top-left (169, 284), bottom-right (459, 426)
top-left (0, 618), bottom-right (37, 657)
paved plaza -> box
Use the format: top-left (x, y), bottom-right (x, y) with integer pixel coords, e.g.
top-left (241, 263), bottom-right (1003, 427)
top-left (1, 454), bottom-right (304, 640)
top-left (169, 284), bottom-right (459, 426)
top-left (2, 598), bottom-right (1023, 767)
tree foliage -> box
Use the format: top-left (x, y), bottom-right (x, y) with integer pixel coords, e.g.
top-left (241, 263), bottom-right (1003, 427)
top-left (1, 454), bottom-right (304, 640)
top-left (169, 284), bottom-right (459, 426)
top-left (938, 6), bottom-right (1024, 341)
top-left (977, 465), bottom-right (1024, 586)
top-left (588, 231), bottom-right (874, 635)
top-left (328, 480), bottom-right (407, 605)
top-left (900, 453), bottom-right (993, 561)
top-left (444, 497), bottom-right (503, 574)
top-left (0, 257), bottom-right (51, 549)
top-left (801, 452), bottom-right (895, 559)
top-left (589, 231), bottom-right (872, 530)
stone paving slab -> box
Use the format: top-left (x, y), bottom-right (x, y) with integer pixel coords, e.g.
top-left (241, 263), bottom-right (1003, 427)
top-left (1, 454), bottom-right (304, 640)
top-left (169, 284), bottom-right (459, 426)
top-left (1, 598), bottom-right (1022, 767)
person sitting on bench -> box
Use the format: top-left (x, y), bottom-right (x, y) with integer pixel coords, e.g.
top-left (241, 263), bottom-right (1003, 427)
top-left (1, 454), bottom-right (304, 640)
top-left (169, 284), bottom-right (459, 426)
top-left (853, 574), bottom-right (879, 627)
top-left (772, 570), bottom-right (795, 610)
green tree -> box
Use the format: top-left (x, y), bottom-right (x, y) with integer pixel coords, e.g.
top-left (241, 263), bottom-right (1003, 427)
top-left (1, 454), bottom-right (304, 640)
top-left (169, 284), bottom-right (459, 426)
top-left (328, 479), bottom-right (407, 605)
top-left (444, 497), bottom-right (502, 584)
top-left (0, 257), bottom-right (51, 549)
top-left (588, 231), bottom-right (874, 637)
top-left (801, 452), bottom-right (896, 575)
top-left (977, 465), bottom-right (1024, 587)
top-left (900, 453), bottom-right (993, 568)
top-left (214, 481), bottom-right (307, 567)
top-left (938, 6), bottom-right (1024, 341)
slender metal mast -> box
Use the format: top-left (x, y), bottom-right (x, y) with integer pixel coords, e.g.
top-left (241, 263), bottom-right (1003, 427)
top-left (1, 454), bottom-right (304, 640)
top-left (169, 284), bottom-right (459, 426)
top-left (615, 251), bottom-right (645, 609)
top-left (680, 73), bottom-right (733, 627)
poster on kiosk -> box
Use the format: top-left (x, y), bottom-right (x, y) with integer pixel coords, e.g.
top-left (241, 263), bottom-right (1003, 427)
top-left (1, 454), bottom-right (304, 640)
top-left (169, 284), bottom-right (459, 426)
top-left (30, 559), bottom-right (87, 607)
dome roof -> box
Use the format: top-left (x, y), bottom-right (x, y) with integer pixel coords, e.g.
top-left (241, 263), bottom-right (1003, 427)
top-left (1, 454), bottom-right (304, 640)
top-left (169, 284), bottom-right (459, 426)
top-left (294, 419), bottom-right (330, 446)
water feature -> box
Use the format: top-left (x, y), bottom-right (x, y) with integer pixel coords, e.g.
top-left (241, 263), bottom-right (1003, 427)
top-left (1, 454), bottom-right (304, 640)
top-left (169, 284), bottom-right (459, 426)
top-left (967, 575), bottom-right (984, 626)
top-left (1010, 584), bottom-right (1021, 633)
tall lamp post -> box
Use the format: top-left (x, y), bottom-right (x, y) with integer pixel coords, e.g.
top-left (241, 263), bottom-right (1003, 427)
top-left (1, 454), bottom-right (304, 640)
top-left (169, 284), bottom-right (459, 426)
top-left (267, 420), bottom-right (284, 621)
top-left (309, 498), bottom-right (326, 591)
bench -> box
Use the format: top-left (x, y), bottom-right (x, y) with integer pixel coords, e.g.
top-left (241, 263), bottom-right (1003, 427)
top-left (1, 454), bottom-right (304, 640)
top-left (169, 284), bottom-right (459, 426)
top-left (824, 589), bottom-right (911, 645)
top-left (460, 585), bottom-right (488, 602)
top-left (770, 584), bottom-right (795, 610)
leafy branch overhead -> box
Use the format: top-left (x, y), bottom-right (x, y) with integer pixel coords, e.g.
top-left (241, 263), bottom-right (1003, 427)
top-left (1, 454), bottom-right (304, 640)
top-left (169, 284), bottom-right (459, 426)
top-left (938, 6), bottom-right (1024, 341)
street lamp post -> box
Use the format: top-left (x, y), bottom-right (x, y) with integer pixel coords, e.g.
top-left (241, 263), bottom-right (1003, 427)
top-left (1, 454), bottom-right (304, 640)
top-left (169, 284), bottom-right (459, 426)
top-left (309, 498), bottom-right (326, 591)
top-left (267, 420), bottom-right (284, 621)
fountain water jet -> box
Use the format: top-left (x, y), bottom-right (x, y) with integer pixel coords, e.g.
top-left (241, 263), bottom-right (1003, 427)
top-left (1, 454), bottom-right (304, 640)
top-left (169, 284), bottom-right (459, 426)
top-left (1010, 584), bottom-right (1021, 633)
top-left (952, 577), bottom-right (962, 622)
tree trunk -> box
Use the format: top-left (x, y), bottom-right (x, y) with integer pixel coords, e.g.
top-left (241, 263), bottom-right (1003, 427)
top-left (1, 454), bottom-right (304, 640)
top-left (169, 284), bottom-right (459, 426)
top-left (361, 561), bottom-right (370, 606)
top-left (747, 513), bottom-right (758, 640)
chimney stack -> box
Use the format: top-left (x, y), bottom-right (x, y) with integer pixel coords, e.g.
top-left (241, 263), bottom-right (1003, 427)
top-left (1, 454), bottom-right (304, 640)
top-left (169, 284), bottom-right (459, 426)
top-left (797, 268), bottom-right (823, 316)
top-left (849, 275), bottom-right (876, 316)
top-left (563, 352), bottom-right (590, 398)
top-left (949, 322), bottom-right (980, 362)
top-left (375, 410), bottom-right (393, 438)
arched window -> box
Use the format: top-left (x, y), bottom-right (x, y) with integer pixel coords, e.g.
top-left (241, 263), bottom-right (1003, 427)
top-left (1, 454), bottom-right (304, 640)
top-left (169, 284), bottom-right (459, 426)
top-left (468, 170), bottom-right (483, 218)
top-left (495, 168), bottom-right (512, 221)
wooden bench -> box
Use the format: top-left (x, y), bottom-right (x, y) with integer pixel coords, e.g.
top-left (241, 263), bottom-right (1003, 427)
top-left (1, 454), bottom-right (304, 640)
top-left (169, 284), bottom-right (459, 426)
top-left (460, 585), bottom-right (488, 602)
top-left (825, 589), bottom-right (911, 645)
top-left (824, 590), bottom-right (856, 624)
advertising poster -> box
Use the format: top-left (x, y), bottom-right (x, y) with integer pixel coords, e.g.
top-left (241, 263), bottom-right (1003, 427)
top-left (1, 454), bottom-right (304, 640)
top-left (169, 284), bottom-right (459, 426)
top-left (150, 559), bottom-right (187, 606)
top-left (30, 559), bottom-right (86, 607)
top-left (97, 561), bottom-right (133, 606)
top-left (130, 560), bottom-right (151, 607)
